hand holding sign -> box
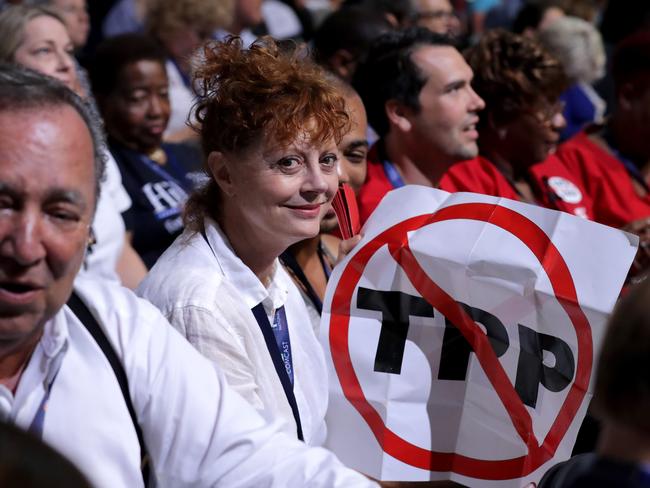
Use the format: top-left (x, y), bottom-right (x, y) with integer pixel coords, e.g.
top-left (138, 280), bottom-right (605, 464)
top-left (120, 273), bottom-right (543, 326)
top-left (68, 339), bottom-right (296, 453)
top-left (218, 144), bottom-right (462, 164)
top-left (321, 187), bottom-right (637, 487)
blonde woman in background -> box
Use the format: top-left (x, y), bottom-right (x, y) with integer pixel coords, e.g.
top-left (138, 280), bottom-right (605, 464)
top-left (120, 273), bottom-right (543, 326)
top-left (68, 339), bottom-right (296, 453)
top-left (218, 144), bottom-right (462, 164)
top-left (145, 0), bottom-right (234, 142)
top-left (25, 0), bottom-right (90, 52)
top-left (538, 15), bottom-right (607, 141)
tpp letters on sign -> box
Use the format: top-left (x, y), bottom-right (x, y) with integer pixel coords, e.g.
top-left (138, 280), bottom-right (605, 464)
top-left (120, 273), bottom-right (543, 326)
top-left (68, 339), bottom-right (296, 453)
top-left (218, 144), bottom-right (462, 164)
top-left (358, 287), bottom-right (575, 409)
top-left (322, 187), bottom-right (636, 486)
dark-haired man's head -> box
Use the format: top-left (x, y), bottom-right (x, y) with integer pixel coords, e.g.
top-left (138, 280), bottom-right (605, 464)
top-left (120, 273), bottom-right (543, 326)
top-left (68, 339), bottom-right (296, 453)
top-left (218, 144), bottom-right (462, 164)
top-left (342, 0), bottom-right (413, 27)
top-left (512, 0), bottom-right (565, 37)
top-left (320, 77), bottom-right (368, 232)
top-left (0, 421), bottom-right (91, 487)
top-left (313, 6), bottom-right (392, 82)
top-left (353, 27), bottom-right (484, 176)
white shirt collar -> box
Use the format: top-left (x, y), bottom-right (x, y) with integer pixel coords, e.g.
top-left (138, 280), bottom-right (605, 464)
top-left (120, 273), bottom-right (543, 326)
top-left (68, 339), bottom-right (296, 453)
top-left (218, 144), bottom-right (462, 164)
top-left (203, 218), bottom-right (290, 313)
top-left (0, 311), bottom-right (69, 421)
top-left (40, 312), bottom-right (69, 360)
top-left (29, 312), bottom-right (70, 396)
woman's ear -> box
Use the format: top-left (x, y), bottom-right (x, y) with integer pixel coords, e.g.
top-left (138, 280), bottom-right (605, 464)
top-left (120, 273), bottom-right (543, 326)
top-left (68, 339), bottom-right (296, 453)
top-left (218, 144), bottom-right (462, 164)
top-left (207, 151), bottom-right (235, 196)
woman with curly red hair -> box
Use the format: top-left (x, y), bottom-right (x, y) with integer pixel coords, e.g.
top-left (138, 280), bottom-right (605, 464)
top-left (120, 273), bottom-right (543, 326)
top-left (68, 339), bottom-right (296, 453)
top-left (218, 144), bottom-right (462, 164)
top-left (138, 36), bottom-right (349, 446)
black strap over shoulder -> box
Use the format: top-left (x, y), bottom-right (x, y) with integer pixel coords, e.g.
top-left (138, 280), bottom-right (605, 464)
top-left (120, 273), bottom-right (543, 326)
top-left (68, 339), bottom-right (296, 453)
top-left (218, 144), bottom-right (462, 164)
top-left (67, 291), bottom-right (152, 486)
top-left (279, 250), bottom-right (323, 314)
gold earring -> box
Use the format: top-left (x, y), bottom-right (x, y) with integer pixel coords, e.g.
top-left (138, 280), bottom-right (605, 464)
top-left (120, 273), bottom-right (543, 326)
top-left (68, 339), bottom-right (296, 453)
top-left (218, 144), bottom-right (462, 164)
top-left (87, 228), bottom-right (97, 255)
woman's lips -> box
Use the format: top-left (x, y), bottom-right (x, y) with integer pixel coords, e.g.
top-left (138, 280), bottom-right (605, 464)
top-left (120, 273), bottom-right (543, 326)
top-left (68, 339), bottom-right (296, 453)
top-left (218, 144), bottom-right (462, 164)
top-left (146, 124), bottom-right (165, 136)
top-left (284, 203), bottom-right (324, 219)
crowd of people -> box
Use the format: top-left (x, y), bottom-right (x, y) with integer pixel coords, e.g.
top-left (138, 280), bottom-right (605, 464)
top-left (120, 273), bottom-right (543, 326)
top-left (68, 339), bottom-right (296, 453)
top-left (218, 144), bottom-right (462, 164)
top-left (0, 0), bottom-right (648, 486)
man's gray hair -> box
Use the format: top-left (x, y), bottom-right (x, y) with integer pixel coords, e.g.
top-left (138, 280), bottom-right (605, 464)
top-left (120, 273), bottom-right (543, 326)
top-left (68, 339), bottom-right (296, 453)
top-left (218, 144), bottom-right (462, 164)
top-left (0, 63), bottom-right (106, 202)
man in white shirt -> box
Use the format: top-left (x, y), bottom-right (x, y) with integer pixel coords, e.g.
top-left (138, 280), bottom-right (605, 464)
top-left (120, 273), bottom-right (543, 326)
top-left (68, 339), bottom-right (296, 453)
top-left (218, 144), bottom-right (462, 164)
top-left (0, 63), bottom-right (379, 487)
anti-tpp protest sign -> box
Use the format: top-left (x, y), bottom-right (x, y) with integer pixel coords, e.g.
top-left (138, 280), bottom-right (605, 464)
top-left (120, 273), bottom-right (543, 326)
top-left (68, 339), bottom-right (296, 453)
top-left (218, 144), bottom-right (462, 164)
top-left (321, 187), bottom-right (637, 487)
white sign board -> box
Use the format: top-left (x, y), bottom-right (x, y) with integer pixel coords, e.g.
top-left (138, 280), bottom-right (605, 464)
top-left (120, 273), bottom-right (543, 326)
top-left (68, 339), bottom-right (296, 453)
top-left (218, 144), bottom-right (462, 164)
top-left (321, 186), bottom-right (637, 487)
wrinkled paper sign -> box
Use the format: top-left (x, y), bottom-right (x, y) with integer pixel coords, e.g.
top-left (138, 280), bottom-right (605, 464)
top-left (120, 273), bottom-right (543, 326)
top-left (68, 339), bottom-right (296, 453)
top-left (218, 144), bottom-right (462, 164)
top-left (321, 187), bottom-right (637, 487)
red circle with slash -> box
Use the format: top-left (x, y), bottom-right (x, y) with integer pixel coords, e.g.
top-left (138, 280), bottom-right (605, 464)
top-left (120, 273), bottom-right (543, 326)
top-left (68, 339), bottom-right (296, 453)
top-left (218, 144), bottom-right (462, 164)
top-left (328, 202), bottom-right (592, 480)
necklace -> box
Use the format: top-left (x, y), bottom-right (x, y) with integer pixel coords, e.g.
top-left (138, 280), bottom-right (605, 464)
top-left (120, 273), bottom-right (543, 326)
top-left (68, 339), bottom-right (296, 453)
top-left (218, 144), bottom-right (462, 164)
top-left (148, 147), bottom-right (168, 165)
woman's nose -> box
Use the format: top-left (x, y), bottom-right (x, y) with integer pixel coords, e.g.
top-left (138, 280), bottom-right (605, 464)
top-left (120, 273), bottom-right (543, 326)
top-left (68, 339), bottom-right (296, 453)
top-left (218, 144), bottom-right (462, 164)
top-left (57, 49), bottom-right (74, 73)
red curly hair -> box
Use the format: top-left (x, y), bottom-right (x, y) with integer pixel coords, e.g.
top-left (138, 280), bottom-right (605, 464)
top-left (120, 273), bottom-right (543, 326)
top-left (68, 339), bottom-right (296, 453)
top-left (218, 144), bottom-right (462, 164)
top-left (193, 36), bottom-right (349, 153)
top-left (184, 36), bottom-right (349, 229)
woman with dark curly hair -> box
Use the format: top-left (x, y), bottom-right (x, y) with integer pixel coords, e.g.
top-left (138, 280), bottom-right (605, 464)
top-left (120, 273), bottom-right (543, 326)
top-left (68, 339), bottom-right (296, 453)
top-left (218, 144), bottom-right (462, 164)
top-left (138, 36), bottom-right (348, 445)
top-left (439, 29), bottom-right (594, 219)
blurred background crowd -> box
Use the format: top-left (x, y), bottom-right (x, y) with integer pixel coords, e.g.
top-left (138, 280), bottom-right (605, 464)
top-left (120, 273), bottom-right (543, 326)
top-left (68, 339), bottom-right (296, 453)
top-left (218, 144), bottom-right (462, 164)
top-left (0, 0), bottom-right (649, 486)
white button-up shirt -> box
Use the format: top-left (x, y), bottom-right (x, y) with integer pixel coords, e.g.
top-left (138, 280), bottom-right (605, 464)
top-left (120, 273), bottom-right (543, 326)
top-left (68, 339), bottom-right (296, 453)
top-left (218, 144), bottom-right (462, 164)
top-left (0, 277), bottom-right (377, 487)
top-left (138, 219), bottom-right (330, 446)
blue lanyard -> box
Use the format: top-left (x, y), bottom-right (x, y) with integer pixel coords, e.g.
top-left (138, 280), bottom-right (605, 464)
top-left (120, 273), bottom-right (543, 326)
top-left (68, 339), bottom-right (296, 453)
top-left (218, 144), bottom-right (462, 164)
top-left (382, 159), bottom-right (406, 188)
top-left (28, 370), bottom-right (59, 438)
top-left (270, 306), bottom-right (294, 385)
top-left (318, 242), bottom-right (332, 280)
top-left (251, 303), bottom-right (303, 441)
